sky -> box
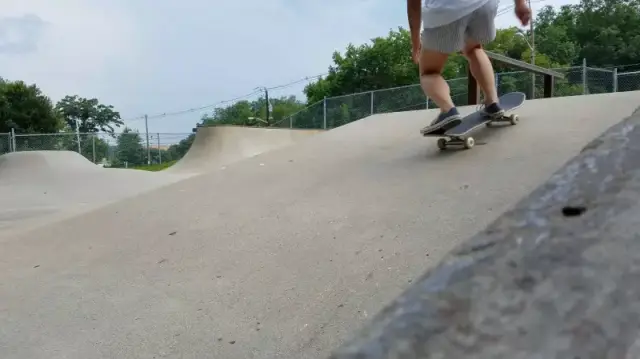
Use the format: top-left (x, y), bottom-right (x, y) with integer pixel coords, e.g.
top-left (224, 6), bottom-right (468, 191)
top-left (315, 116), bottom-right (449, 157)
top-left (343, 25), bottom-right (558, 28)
top-left (0, 0), bottom-right (580, 139)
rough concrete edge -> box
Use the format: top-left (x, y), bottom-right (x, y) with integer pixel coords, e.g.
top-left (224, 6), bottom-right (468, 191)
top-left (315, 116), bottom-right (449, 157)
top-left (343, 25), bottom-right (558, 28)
top-left (329, 104), bottom-right (640, 359)
top-left (197, 123), bottom-right (326, 132)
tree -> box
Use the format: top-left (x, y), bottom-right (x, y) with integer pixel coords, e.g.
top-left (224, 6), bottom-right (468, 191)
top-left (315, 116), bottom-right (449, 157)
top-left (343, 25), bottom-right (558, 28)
top-left (200, 96), bottom-right (305, 127)
top-left (113, 127), bottom-right (145, 167)
top-left (534, 0), bottom-right (640, 67)
top-left (55, 95), bottom-right (124, 135)
top-left (303, 27), bottom-right (467, 105)
top-left (53, 129), bottom-right (110, 163)
top-left (0, 78), bottom-right (62, 133)
top-left (165, 133), bottom-right (195, 161)
top-left (204, 100), bottom-right (256, 126)
top-left (88, 136), bottom-right (110, 163)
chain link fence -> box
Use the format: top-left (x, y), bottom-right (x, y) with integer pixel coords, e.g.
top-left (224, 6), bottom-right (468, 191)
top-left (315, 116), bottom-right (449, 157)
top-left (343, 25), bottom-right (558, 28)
top-left (617, 71), bottom-right (640, 92)
top-left (4, 62), bottom-right (640, 164)
top-left (279, 64), bottom-right (637, 130)
top-left (8, 131), bottom-right (192, 168)
top-left (0, 133), bottom-right (11, 155)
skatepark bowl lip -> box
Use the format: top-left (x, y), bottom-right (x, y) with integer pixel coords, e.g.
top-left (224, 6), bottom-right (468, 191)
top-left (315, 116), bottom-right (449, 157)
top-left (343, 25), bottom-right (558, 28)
top-left (165, 124), bottom-right (325, 174)
top-left (2, 91), bottom-right (640, 359)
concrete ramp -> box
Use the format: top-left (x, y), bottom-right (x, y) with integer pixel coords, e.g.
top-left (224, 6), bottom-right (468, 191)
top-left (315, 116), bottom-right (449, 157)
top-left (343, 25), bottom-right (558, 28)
top-left (0, 151), bottom-right (193, 235)
top-left (167, 125), bottom-right (324, 173)
top-left (1, 92), bottom-right (640, 359)
top-left (0, 150), bottom-right (101, 182)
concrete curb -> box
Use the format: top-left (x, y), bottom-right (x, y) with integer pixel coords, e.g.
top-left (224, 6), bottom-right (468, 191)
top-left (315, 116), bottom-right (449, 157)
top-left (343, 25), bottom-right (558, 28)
top-left (329, 105), bottom-right (640, 359)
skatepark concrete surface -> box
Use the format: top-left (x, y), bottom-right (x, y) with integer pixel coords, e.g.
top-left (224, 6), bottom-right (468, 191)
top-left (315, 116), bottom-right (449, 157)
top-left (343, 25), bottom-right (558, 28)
top-left (167, 125), bottom-right (324, 173)
top-left (0, 127), bottom-right (321, 235)
top-left (0, 150), bottom-right (192, 235)
top-left (1, 91), bottom-right (639, 359)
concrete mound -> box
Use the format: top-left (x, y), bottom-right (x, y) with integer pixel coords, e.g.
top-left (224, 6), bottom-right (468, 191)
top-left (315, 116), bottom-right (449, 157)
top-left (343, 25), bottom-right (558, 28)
top-left (0, 150), bottom-right (192, 235)
top-left (2, 92), bottom-right (640, 359)
top-left (0, 150), bottom-right (101, 182)
top-left (167, 125), bottom-right (324, 173)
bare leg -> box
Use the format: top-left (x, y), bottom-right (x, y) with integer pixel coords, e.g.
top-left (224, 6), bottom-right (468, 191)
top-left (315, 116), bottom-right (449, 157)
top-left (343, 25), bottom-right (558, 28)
top-left (419, 49), bottom-right (454, 112)
top-left (462, 42), bottom-right (498, 105)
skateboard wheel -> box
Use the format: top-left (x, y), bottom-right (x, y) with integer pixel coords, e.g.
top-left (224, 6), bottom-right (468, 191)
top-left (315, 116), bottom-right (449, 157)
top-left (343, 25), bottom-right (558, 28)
top-left (437, 138), bottom-right (447, 150)
top-left (464, 137), bottom-right (475, 149)
top-left (509, 114), bottom-right (519, 125)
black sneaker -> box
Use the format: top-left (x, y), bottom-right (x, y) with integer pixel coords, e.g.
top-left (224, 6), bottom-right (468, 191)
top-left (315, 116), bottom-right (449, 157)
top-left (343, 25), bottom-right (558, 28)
top-left (420, 107), bottom-right (462, 134)
top-left (481, 102), bottom-right (505, 119)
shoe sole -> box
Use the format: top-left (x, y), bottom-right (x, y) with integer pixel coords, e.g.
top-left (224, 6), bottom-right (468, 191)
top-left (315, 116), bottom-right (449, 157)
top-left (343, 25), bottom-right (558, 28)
top-left (483, 110), bottom-right (505, 119)
top-left (421, 116), bottom-right (462, 134)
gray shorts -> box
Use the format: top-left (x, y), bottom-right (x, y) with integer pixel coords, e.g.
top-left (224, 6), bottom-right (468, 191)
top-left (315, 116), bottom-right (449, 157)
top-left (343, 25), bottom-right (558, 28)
top-left (421, 0), bottom-right (499, 54)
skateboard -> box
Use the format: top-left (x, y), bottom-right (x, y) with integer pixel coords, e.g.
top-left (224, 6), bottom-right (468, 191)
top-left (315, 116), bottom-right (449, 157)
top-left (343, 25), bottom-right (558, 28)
top-left (423, 91), bottom-right (526, 150)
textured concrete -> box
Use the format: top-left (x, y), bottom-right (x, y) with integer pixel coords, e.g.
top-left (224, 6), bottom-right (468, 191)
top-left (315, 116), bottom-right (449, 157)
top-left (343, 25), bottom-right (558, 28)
top-left (0, 151), bottom-right (191, 236)
top-left (330, 103), bottom-right (640, 359)
top-left (1, 92), bottom-right (639, 359)
top-left (0, 126), bottom-right (319, 236)
top-left (167, 125), bottom-right (324, 174)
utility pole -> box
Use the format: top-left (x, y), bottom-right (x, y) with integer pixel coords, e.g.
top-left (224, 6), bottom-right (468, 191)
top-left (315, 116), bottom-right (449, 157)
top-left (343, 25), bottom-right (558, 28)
top-left (157, 133), bottom-right (162, 164)
top-left (257, 86), bottom-right (270, 126)
top-left (529, 0), bottom-right (535, 98)
top-left (144, 114), bottom-right (151, 165)
top-left (264, 87), bottom-right (270, 126)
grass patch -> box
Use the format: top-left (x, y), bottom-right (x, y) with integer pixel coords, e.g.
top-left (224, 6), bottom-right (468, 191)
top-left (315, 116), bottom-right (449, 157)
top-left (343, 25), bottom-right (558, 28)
top-left (133, 160), bottom-right (178, 172)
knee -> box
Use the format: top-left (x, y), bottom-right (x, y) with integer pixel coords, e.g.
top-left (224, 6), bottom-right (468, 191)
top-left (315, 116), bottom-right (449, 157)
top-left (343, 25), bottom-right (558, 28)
top-left (462, 44), bottom-right (483, 58)
top-left (420, 68), bottom-right (442, 77)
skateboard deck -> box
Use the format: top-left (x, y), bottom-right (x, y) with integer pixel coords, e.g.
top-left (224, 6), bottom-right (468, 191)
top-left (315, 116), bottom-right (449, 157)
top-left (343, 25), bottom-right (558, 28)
top-left (425, 91), bottom-right (526, 150)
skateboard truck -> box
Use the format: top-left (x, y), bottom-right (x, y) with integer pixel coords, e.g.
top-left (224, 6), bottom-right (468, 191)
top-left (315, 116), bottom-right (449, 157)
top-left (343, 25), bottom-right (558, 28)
top-left (425, 92), bottom-right (526, 151)
top-left (438, 113), bottom-right (519, 150)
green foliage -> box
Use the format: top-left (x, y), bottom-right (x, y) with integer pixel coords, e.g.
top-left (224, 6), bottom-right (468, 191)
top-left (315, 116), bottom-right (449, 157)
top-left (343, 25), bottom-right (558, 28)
top-left (55, 95), bottom-right (124, 135)
top-left (165, 133), bottom-right (195, 161)
top-left (303, 28), bottom-right (468, 104)
top-left (132, 160), bottom-right (178, 172)
top-left (0, 78), bottom-right (62, 133)
top-left (535, 0), bottom-right (640, 67)
top-left (54, 133), bottom-right (110, 163)
top-left (112, 127), bottom-right (145, 167)
top-left (201, 95), bottom-right (305, 127)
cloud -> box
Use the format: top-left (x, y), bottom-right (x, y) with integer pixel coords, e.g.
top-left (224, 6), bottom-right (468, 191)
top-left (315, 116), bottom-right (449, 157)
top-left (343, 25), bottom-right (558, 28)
top-left (0, 14), bottom-right (47, 54)
top-left (0, 0), bottom-right (137, 113)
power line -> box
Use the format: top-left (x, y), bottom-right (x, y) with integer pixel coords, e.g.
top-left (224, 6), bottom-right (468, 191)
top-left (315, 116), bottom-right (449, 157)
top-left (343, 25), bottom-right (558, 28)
top-left (124, 72), bottom-right (328, 122)
top-left (125, 0), bottom-right (551, 124)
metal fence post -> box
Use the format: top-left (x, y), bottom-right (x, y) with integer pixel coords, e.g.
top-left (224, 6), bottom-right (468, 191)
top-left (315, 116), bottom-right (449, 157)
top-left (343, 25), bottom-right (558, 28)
top-left (613, 68), bottom-right (618, 92)
top-left (10, 128), bottom-right (16, 152)
top-left (144, 114), bottom-right (150, 165)
top-left (92, 135), bottom-right (96, 163)
top-left (323, 97), bottom-right (327, 129)
top-left (157, 133), bottom-right (161, 164)
top-left (582, 58), bottom-right (587, 95)
top-left (370, 91), bottom-right (374, 115)
top-left (74, 121), bottom-right (81, 154)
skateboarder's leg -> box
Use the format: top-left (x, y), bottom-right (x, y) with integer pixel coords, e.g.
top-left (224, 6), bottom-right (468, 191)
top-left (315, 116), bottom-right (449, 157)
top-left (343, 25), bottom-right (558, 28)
top-left (462, 43), bottom-right (498, 106)
top-left (419, 21), bottom-right (467, 132)
top-left (418, 50), bottom-right (454, 113)
top-left (462, 0), bottom-right (504, 118)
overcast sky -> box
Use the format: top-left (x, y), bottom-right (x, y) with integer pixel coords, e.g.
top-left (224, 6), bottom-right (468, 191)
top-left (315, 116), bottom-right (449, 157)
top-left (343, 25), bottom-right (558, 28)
top-left (1, 0), bottom-right (579, 136)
